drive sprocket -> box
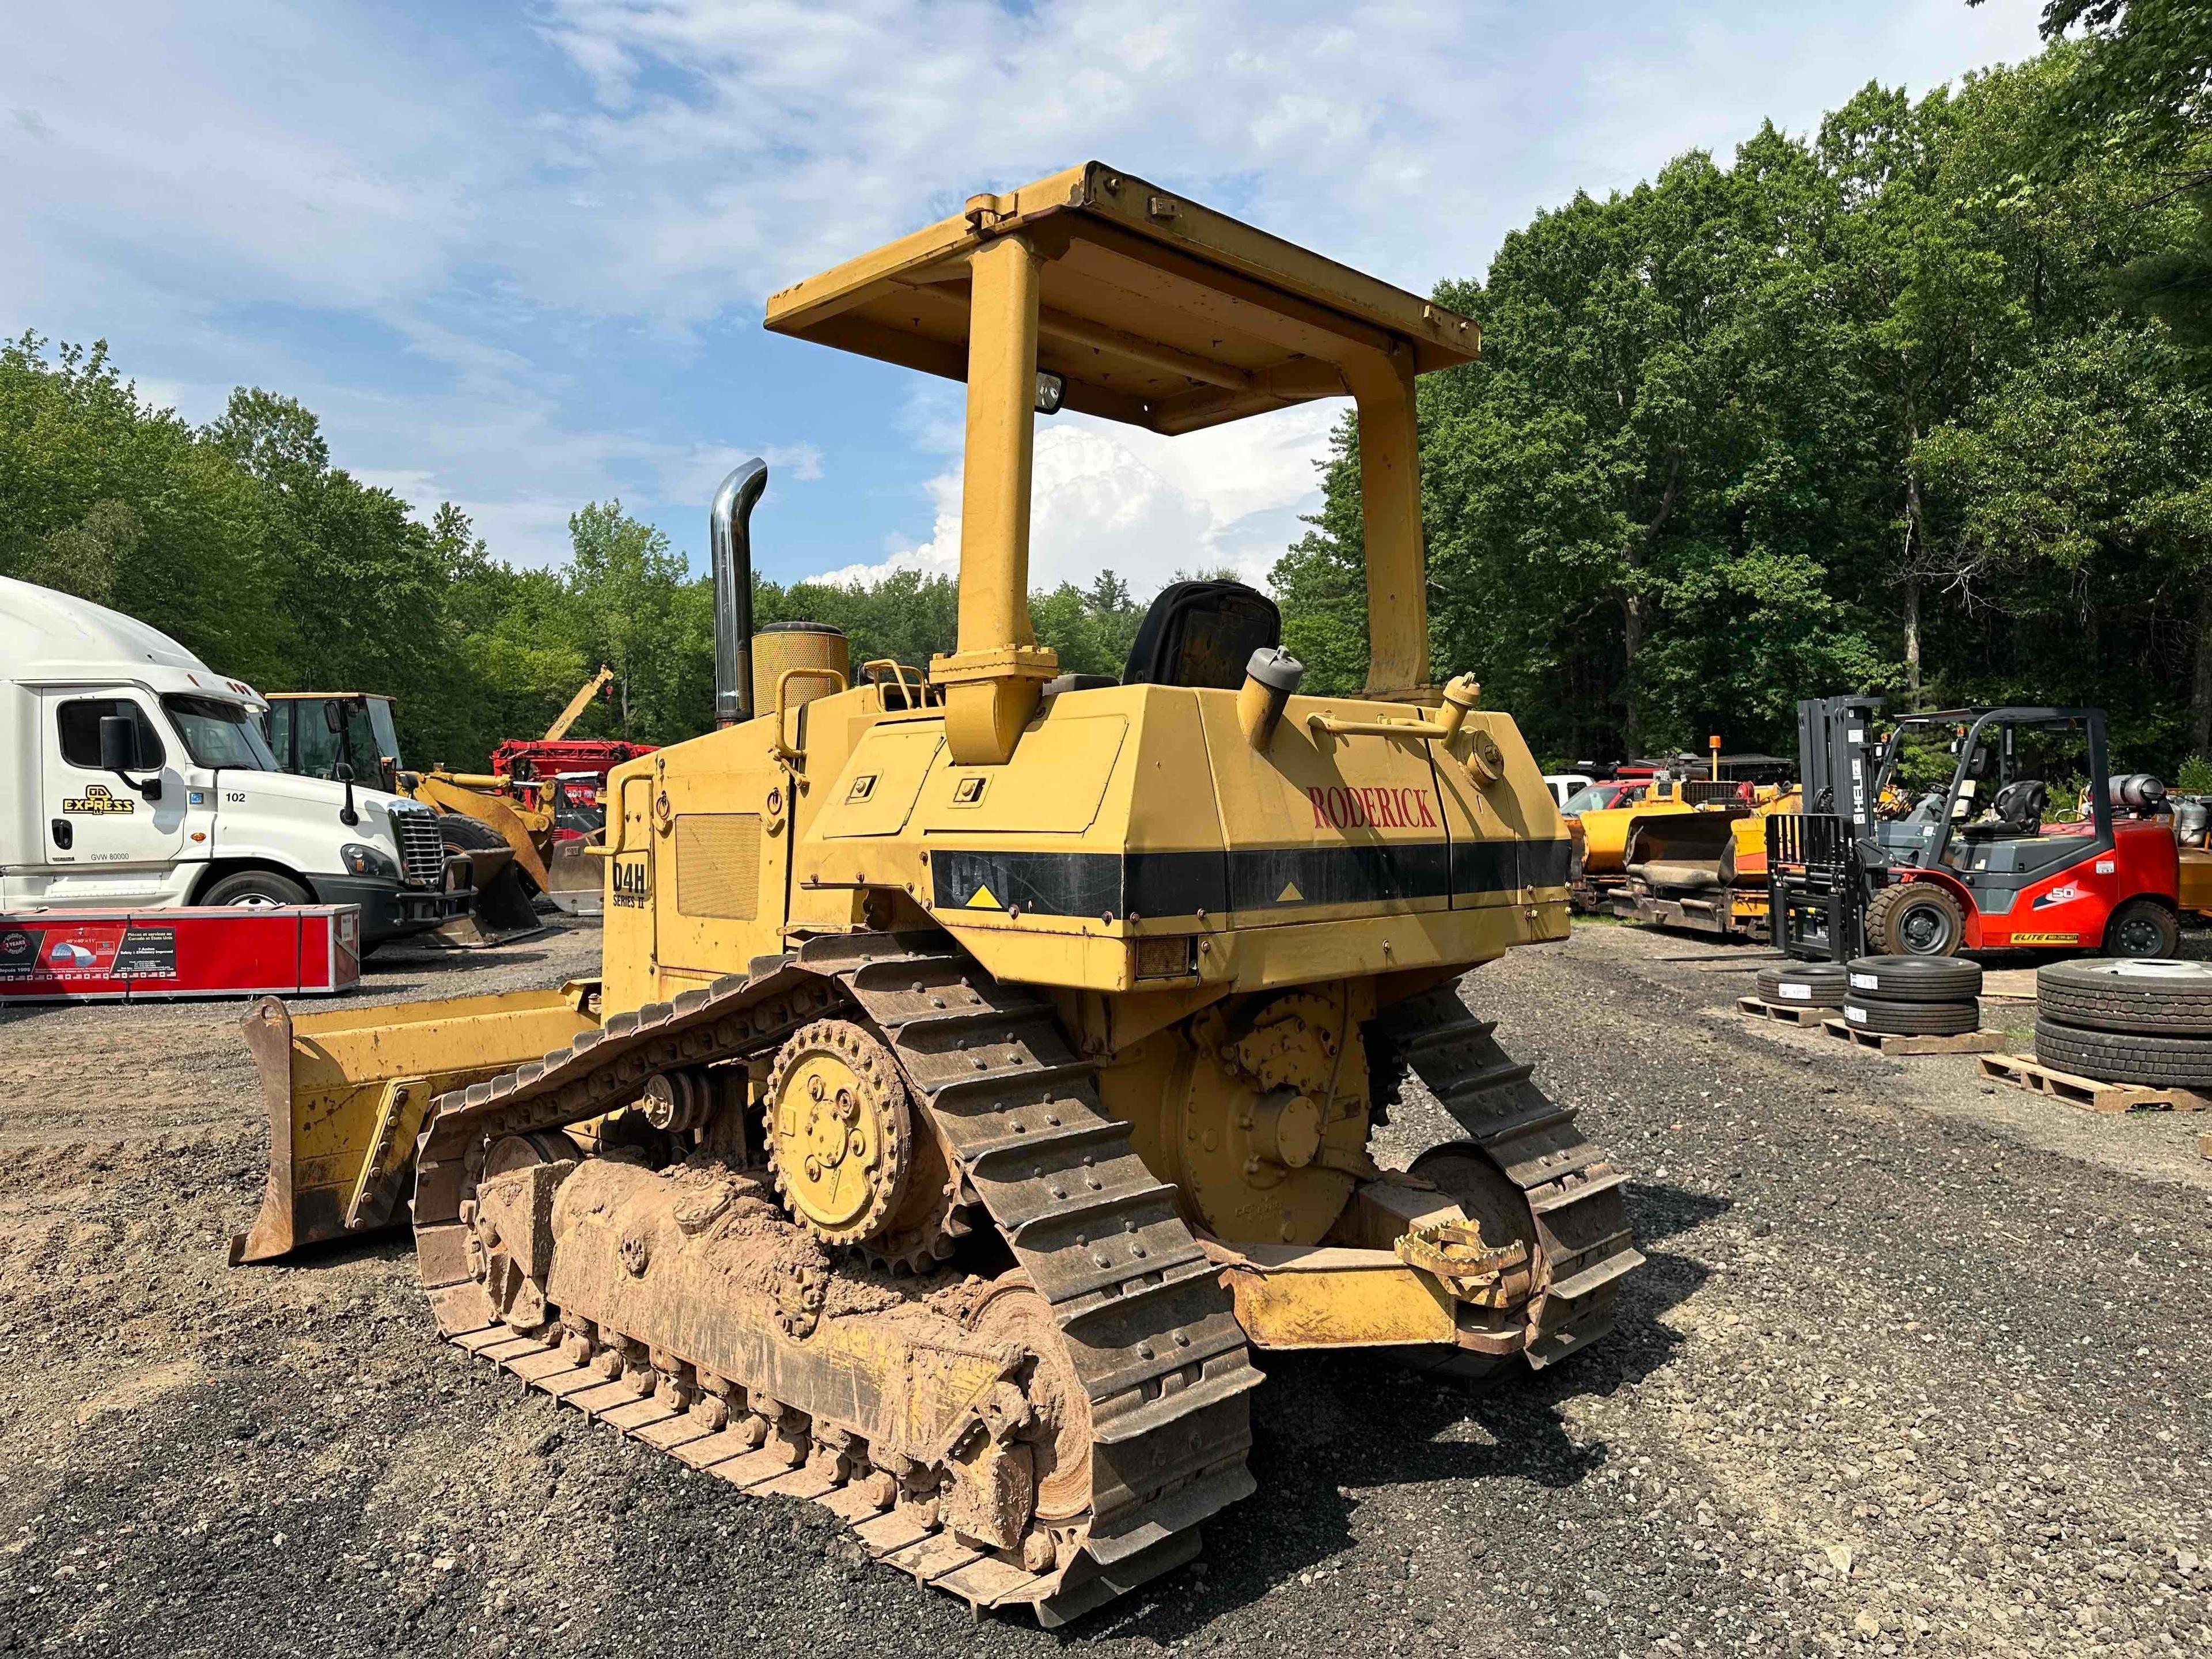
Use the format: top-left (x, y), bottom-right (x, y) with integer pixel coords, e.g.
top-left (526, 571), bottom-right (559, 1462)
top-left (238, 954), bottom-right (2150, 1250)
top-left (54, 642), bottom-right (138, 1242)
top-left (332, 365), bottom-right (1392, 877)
top-left (763, 1017), bottom-right (964, 1269)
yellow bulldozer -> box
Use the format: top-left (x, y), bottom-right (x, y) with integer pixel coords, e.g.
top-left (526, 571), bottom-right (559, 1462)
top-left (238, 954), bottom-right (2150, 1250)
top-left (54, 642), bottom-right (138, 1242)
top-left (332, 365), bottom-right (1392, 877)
top-left (230, 164), bottom-right (1642, 1623)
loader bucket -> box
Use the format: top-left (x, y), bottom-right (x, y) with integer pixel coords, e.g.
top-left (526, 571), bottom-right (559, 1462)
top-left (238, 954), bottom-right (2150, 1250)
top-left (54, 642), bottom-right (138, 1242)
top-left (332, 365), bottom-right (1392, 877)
top-left (541, 832), bottom-right (605, 916)
top-left (433, 850), bottom-right (549, 949)
top-left (229, 983), bottom-right (599, 1264)
top-left (1622, 810), bottom-right (1744, 893)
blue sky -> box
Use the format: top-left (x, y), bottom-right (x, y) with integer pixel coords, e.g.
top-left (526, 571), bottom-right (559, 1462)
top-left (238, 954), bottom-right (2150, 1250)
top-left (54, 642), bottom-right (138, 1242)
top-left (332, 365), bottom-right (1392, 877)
top-left (3, 1), bottom-right (2042, 596)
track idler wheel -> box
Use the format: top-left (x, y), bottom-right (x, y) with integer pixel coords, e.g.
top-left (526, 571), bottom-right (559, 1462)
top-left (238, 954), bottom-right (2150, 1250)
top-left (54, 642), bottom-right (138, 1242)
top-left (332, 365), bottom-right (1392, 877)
top-left (764, 1018), bottom-right (964, 1269)
top-left (967, 1272), bottom-right (1093, 1566)
top-left (639, 1067), bottom-right (714, 1134)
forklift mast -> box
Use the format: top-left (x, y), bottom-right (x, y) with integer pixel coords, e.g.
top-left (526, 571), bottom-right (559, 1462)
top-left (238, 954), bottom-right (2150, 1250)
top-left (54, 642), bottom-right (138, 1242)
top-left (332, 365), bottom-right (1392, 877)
top-left (1770, 696), bottom-right (1884, 961)
top-left (1797, 695), bottom-right (1884, 826)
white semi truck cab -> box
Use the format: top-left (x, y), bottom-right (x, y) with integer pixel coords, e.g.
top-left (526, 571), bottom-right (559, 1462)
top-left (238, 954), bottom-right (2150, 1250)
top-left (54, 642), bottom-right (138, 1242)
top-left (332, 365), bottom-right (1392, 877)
top-left (0, 576), bottom-right (469, 946)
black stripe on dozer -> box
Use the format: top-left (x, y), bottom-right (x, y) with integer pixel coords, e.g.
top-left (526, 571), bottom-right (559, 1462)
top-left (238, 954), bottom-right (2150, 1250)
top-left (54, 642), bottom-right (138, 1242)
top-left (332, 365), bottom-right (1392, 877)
top-left (931, 838), bottom-right (1573, 918)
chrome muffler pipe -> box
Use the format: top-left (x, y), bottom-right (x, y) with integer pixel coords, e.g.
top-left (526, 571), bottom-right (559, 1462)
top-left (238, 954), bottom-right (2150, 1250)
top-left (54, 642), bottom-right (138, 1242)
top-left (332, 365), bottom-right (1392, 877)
top-left (710, 458), bottom-right (768, 726)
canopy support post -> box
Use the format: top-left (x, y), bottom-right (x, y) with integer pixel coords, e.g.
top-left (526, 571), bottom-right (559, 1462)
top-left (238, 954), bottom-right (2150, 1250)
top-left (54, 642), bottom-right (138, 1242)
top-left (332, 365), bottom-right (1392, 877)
top-left (931, 232), bottom-right (1060, 764)
top-left (1346, 344), bottom-right (1434, 704)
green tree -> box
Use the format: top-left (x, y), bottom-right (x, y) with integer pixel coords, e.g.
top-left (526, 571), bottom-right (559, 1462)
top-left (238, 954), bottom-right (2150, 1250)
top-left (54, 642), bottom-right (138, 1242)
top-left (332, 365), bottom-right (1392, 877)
top-left (565, 501), bottom-right (711, 745)
top-left (0, 335), bottom-right (271, 671)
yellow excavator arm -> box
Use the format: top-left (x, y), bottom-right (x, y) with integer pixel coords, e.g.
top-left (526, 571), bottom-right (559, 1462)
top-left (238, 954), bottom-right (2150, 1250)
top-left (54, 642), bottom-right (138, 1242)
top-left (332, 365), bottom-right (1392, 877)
top-left (543, 665), bottom-right (615, 743)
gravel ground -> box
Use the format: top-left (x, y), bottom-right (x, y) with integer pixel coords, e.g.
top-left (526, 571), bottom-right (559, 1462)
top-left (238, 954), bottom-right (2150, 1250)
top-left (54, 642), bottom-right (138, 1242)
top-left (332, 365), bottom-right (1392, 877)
top-left (1, 916), bottom-right (2207, 1657)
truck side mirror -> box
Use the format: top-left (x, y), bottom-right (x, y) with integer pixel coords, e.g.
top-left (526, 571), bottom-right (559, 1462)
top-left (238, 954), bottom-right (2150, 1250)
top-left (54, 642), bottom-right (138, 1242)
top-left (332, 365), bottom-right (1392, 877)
top-left (97, 713), bottom-right (162, 801)
top-left (98, 714), bottom-right (141, 772)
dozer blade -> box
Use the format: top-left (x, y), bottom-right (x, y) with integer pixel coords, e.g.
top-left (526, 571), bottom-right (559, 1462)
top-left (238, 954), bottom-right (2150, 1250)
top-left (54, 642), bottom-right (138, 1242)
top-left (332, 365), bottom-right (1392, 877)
top-left (229, 983), bottom-right (599, 1264)
top-left (540, 833), bottom-right (604, 916)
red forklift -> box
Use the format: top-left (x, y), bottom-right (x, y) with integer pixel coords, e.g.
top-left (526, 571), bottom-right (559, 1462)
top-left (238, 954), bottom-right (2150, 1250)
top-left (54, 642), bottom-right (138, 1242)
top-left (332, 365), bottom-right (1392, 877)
top-left (1770, 697), bottom-right (2181, 960)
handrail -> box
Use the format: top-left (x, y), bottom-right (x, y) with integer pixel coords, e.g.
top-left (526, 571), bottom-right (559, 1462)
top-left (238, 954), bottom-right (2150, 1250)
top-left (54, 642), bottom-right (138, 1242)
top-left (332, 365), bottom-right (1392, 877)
top-left (594, 771), bottom-right (652, 858)
top-left (861, 657), bottom-right (930, 710)
top-left (773, 667), bottom-right (849, 762)
top-left (1307, 673), bottom-right (1481, 743)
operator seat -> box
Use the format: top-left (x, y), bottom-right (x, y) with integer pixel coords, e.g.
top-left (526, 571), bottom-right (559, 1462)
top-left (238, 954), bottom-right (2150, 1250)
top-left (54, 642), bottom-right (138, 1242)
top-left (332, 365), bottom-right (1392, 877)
top-left (1122, 579), bottom-right (1282, 690)
top-left (1960, 779), bottom-right (2047, 839)
top-left (1039, 579), bottom-right (1283, 699)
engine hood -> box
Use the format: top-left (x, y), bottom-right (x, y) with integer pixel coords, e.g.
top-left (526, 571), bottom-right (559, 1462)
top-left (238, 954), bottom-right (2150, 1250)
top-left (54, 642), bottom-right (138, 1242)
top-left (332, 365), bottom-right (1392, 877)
top-left (217, 770), bottom-right (422, 833)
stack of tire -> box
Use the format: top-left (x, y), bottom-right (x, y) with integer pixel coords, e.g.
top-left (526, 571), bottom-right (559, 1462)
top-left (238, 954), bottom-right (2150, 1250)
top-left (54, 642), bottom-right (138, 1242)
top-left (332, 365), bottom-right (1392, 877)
top-left (2034, 960), bottom-right (2212, 1089)
top-left (1839, 956), bottom-right (1984, 1036)
top-left (1753, 961), bottom-right (1848, 1012)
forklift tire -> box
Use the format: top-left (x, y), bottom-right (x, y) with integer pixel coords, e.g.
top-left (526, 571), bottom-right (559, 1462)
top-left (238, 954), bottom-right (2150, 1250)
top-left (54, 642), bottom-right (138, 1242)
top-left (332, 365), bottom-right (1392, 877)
top-left (2037, 958), bottom-right (2212, 1036)
top-left (1840, 995), bottom-right (1980, 1037)
top-left (1863, 882), bottom-right (1966, 957)
top-left (1844, 955), bottom-right (1983, 1003)
top-left (200, 869), bottom-right (313, 909)
top-left (1755, 964), bottom-right (1847, 1007)
top-left (2034, 1019), bottom-right (2212, 1090)
top-left (2100, 897), bottom-right (2180, 959)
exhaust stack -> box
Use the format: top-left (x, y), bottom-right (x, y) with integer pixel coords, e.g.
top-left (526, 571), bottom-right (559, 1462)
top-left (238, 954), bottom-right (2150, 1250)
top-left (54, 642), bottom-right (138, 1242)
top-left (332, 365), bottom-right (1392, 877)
top-left (710, 458), bottom-right (769, 726)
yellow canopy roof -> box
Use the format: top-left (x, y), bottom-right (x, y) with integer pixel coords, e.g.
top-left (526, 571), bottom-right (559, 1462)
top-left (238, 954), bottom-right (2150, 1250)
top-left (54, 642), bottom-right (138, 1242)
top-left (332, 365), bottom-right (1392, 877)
top-left (763, 162), bottom-right (1479, 435)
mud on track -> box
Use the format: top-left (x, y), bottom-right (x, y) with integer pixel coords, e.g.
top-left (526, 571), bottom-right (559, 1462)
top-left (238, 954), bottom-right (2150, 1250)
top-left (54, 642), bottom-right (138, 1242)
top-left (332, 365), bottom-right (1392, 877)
top-left (1, 916), bottom-right (2207, 1656)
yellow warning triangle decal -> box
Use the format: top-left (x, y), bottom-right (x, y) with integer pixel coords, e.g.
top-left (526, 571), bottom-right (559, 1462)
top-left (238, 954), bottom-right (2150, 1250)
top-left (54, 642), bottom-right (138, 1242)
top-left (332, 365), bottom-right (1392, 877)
top-left (965, 882), bottom-right (1003, 911)
top-left (1277, 881), bottom-right (1305, 904)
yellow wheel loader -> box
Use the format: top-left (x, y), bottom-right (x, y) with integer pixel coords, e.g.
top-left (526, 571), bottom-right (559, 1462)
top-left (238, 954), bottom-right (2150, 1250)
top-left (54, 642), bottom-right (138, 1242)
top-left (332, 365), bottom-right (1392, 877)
top-left (1570, 743), bottom-right (1796, 940)
top-left (264, 681), bottom-right (620, 931)
top-left (1569, 778), bottom-right (1698, 911)
top-left (262, 691), bottom-right (548, 946)
top-left (231, 164), bottom-right (1643, 1623)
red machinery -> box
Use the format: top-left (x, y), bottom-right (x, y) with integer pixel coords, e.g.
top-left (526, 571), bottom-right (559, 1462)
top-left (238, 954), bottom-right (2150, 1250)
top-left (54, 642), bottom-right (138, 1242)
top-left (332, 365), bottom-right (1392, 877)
top-left (487, 738), bottom-right (656, 836)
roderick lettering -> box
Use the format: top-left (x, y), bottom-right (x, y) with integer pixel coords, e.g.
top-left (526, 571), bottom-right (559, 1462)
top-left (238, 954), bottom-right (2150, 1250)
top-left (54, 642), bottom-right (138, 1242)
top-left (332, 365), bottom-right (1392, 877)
top-left (1306, 782), bottom-right (1443, 833)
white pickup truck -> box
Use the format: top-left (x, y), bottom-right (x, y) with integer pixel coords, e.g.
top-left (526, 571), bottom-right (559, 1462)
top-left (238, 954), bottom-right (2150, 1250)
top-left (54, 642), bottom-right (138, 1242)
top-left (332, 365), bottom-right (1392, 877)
top-left (0, 575), bottom-right (468, 947)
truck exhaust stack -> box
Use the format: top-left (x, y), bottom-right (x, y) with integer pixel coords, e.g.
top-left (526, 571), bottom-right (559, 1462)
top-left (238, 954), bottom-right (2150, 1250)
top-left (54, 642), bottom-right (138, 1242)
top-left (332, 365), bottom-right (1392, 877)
top-left (710, 458), bottom-right (768, 728)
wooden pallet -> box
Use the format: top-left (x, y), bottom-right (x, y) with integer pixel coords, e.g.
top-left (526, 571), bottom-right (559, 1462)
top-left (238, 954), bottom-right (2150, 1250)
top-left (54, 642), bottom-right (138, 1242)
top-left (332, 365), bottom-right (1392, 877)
top-left (1978, 1052), bottom-right (2212, 1116)
top-left (1736, 995), bottom-right (1834, 1027)
top-left (1821, 1017), bottom-right (2006, 1056)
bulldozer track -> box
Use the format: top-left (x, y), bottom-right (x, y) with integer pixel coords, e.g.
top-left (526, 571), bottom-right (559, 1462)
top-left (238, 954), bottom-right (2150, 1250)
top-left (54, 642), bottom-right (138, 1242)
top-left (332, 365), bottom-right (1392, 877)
top-left (404, 931), bottom-right (1259, 1624)
top-left (1371, 985), bottom-right (1644, 1366)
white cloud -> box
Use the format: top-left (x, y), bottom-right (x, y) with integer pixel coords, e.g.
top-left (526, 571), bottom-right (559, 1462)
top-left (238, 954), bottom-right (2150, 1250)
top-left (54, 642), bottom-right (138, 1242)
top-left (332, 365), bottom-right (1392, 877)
top-left (512, 0), bottom-right (2039, 316)
top-left (1, 5), bottom-right (480, 319)
top-left (810, 400), bottom-right (1343, 594)
top-left (2, 0), bottom-right (2045, 576)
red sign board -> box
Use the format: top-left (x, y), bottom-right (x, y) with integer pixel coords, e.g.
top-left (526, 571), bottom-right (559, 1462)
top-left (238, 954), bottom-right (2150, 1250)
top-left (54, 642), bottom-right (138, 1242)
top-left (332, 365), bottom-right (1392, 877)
top-left (0, 906), bottom-right (361, 1002)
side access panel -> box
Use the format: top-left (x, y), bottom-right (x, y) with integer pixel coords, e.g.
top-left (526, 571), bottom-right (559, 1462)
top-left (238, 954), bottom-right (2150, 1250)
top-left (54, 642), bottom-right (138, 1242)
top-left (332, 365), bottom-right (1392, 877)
top-left (1429, 707), bottom-right (1574, 916)
top-left (1191, 691), bottom-right (1452, 927)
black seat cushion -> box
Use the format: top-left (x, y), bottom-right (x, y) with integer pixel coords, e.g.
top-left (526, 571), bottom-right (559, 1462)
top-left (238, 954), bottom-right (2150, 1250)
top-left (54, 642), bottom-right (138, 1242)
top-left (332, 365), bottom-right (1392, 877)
top-left (1122, 580), bottom-right (1282, 691)
top-left (1959, 778), bottom-right (2048, 839)
top-left (1995, 778), bottom-right (2047, 829)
